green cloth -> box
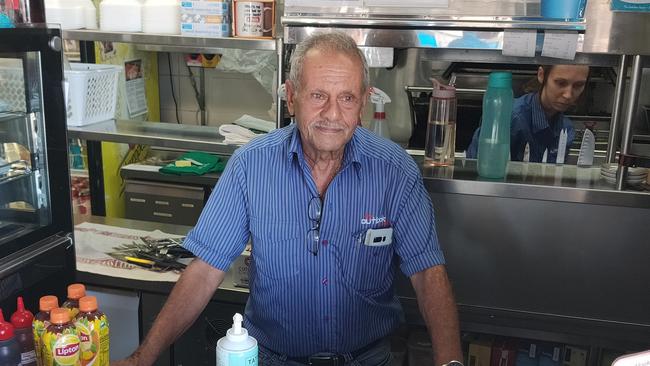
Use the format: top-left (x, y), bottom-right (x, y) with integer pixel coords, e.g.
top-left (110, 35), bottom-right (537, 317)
top-left (159, 152), bottom-right (226, 176)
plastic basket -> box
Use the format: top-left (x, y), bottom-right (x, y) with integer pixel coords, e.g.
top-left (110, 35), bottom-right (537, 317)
top-left (0, 66), bottom-right (27, 113)
top-left (66, 63), bottom-right (122, 126)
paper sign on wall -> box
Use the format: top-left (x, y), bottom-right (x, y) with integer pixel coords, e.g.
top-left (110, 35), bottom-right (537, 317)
top-left (502, 30), bottom-right (537, 57)
top-left (541, 31), bottom-right (579, 60)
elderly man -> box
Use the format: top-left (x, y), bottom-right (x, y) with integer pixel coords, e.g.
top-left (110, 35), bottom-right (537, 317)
top-left (114, 32), bottom-right (462, 366)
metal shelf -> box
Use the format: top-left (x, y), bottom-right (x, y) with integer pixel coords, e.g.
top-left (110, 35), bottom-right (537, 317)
top-left (61, 30), bottom-right (277, 52)
top-left (67, 120), bottom-right (239, 156)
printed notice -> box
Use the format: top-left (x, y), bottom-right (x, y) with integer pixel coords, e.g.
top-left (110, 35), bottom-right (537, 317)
top-left (541, 31), bottom-right (579, 60)
top-left (502, 29), bottom-right (537, 57)
top-left (124, 59), bottom-right (147, 118)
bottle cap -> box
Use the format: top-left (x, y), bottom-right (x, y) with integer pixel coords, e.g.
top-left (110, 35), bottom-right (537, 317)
top-left (39, 296), bottom-right (59, 312)
top-left (67, 283), bottom-right (86, 300)
top-left (431, 78), bottom-right (456, 99)
top-left (10, 297), bottom-right (34, 329)
top-left (487, 71), bottom-right (512, 88)
top-left (0, 309), bottom-right (15, 341)
top-left (79, 296), bottom-right (98, 313)
top-left (49, 308), bottom-right (70, 325)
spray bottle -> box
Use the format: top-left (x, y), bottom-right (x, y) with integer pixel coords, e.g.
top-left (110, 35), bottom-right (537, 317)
top-left (216, 313), bottom-right (257, 366)
top-left (369, 87), bottom-right (392, 140)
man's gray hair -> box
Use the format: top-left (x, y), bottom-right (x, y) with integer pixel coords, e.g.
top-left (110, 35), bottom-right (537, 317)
top-left (288, 32), bottom-right (369, 95)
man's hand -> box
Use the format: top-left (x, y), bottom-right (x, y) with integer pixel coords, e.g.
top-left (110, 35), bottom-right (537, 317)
top-left (110, 353), bottom-right (140, 366)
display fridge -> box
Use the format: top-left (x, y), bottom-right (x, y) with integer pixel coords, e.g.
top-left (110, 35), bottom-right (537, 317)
top-left (0, 26), bottom-right (75, 314)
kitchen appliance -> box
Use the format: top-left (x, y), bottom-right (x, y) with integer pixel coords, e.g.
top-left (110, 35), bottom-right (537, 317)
top-left (0, 26), bottom-right (75, 315)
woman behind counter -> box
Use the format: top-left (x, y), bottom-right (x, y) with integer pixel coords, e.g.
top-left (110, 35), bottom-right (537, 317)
top-left (467, 64), bottom-right (590, 163)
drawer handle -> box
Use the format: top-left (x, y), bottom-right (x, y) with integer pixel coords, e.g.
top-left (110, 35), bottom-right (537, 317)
top-left (181, 203), bottom-right (195, 208)
top-left (129, 198), bottom-right (146, 203)
top-left (155, 200), bottom-right (170, 206)
top-left (153, 212), bottom-right (173, 218)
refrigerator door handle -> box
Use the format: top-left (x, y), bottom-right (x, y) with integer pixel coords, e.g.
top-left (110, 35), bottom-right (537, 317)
top-left (0, 234), bottom-right (73, 278)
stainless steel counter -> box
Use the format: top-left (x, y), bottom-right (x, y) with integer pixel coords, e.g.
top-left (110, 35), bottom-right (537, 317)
top-left (419, 159), bottom-right (650, 208)
top-left (67, 120), bottom-right (239, 156)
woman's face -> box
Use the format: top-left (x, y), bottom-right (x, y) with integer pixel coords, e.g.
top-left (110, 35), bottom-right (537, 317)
top-left (538, 65), bottom-right (589, 115)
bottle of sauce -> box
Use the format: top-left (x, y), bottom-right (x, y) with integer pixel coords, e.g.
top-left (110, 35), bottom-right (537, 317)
top-left (10, 297), bottom-right (37, 366)
top-left (0, 309), bottom-right (21, 366)
top-left (216, 313), bottom-right (257, 366)
top-left (74, 296), bottom-right (109, 366)
top-left (62, 284), bottom-right (86, 320)
top-left (42, 308), bottom-right (80, 366)
top-left (32, 296), bottom-right (58, 366)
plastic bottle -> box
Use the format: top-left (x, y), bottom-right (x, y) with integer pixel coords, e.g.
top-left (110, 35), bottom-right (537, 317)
top-left (42, 308), bottom-right (81, 366)
top-left (74, 296), bottom-right (109, 366)
top-left (62, 284), bottom-right (86, 320)
top-left (477, 72), bottom-right (514, 179)
top-left (33, 296), bottom-right (58, 366)
top-left (216, 313), bottom-right (257, 366)
top-left (0, 309), bottom-right (21, 366)
top-left (10, 297), bottom-right (37, 366)
top-left (425, 79), bottom-right (457, 166)
top-left (368, 87), bottom-right (391, 140)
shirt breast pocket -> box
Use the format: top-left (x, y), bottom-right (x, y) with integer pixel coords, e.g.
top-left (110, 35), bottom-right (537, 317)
top-left (249, 218), bottom-right (304, 280)
top-left (336, 228), bottom-right (395, 297)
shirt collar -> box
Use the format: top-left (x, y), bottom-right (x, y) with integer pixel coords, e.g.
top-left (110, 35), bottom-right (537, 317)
top-left (286, 124), bottom-right (362, 180)
top-left (530, 93), bottom-right (565, 136)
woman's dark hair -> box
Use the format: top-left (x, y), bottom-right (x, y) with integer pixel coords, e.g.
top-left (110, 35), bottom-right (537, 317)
top-left (523, 65), bottom-right (555, 93)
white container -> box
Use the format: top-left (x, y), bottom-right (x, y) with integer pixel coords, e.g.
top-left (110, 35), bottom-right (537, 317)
top-left (100, 0), bottom-right (142, 32)
top-left (45, 0), bottom-right (97, 29)
top-left (180, 0), bottom-right (230, 37)
top-left (84, 0), bottom-right (98, 29)
top-left (65, 63), bottom-right (122, 126)
top-left (216, 313), bottom-right (257, 366)
top-left (142, 0), bottom-right (180, 34)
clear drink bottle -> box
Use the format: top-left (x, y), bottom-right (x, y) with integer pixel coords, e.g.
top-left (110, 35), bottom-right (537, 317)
top-left (477, 72), bottom-right (513, 179)
top-left (425, 80), bottom-right (456, 166)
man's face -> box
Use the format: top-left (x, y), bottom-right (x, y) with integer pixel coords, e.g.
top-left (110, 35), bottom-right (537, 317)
top-left (286, 49), bottom-right (368, 156)
top-left (538, 65), bottom-right (589, 114)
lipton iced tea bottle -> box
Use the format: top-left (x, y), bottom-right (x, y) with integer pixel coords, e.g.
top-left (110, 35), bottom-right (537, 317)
top-left (10, 297), bottom-right (37, 366)
top-left (33, 296), bottom-right (58, 366)
top-left (74, 296), bottom-right (109, 366)
top-left (62, 284), bottom-right (86, 319)
top-left (42, 308), bottom-right (80, 366)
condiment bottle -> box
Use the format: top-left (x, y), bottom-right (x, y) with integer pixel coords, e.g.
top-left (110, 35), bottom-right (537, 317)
top-left (477, 71), bottom-right (513, 179)
top-left (74, 296), bottom-right (109, 366)
top-left (0, 309), bottom-right (21, 366)
top-left (10, 297), bottom-right (37, 366)
top-left (62, 284), bottom-right (86, 319)
top-left (33, 295), bottom-right (58, 366)
top-left (216, 313), bottom-right (257, 366)
top-left (425, 79), bottom-right (457, 166)
top-left (42, 308), bottom-right (80, 366)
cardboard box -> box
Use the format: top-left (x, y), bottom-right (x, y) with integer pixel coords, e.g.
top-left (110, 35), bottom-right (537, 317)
top-left (563, 346), bottom-right (588, 366)
top-left (515, 341), bottom-right (539, 366)
top-left (490, 339), bottom-right (517, 366)
top-left (231, 246), bottom-right (251, 288)
top-left (180, 0), bottom-right (230, 37)
top-left (539, 343), bottom-right (563, 366)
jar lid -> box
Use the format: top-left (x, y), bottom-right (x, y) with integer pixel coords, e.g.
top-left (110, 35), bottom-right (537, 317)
top-left (488, 71), bottom-right (512, 88)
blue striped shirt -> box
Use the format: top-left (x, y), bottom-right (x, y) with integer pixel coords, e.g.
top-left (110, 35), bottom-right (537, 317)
top-left (466, 92), bottom-right (575, 162)
top-left (183, 124), bottom-right (445, 357)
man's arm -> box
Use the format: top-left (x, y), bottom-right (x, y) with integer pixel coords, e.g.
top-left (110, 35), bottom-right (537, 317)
top-left (410, 264), bottom-right (463, 366)
top-left (113, 258), bottom-right (226, 366)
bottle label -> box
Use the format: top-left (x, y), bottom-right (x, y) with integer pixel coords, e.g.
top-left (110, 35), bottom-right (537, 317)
top-left (43, 329), bottom-right (81, 366)
top-left (21, 349), bottom-right (37, 365)
top-left (74, 314), bottom-right (109, 366)
top-left (33, 319), bottom-right (50, 366)
top-left (216, 347), bottom-right (258, 366)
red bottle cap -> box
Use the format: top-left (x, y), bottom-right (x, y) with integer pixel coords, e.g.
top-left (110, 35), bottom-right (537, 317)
top-left (0, 309), bottom-right (15, 341)
top-left (11, 297), bottom-right (34, 329)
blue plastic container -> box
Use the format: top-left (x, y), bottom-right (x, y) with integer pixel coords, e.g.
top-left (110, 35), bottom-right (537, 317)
top-left (541, 0), bottom-right (587, 20)
top-left (477, 72), bottom-right (513, 179)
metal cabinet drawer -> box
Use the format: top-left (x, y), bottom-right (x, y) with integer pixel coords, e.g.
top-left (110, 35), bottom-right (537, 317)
top-left (124, 180), bottom-right (205, 226)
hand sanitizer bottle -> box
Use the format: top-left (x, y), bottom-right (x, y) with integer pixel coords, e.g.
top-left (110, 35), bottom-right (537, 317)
top-left (216, 313), bottom-right (258, 366)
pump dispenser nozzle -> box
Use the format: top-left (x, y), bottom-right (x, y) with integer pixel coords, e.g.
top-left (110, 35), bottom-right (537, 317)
top-left (232, 313), bottom-right (243, 335)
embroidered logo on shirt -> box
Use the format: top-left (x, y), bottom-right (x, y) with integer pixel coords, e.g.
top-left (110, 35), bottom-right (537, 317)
top-left (361, 213), bottom-right (389, 226)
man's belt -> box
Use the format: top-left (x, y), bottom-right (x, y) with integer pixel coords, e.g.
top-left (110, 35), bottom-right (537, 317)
top-left (285, 339), bottom-right (383, 366)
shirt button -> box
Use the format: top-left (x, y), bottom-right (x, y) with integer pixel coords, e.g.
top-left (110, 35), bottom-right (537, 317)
top-left (322, 278), bottom-right (328, 286)
top-left (322, 239), bottom-right (328, 247)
